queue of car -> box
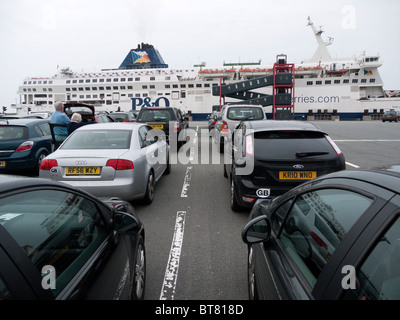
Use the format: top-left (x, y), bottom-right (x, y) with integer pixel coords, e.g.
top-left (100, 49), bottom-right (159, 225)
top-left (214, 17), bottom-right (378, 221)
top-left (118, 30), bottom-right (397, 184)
top-left (2, 102), bottom-right (400, 300)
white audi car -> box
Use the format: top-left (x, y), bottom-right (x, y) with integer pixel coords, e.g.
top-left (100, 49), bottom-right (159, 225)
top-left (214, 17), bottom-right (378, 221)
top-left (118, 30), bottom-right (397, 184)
top-left (39, 122), bottom-right (170, 204)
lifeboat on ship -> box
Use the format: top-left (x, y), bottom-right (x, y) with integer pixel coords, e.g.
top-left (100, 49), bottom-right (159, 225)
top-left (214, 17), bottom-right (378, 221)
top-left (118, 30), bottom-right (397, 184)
top-left (325, 69), bottom-right (349, 76)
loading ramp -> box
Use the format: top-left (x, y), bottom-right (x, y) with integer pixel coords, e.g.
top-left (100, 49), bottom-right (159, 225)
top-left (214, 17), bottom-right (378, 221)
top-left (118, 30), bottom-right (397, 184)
top-left (212, 55), bottom-right (295, 119)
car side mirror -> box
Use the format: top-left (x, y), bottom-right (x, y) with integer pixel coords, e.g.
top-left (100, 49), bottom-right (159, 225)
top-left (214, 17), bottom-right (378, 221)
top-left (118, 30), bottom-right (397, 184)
top-left (242, 215), bottom-right (271, 244)
top-left (113, 211), bottom-right (140, 234)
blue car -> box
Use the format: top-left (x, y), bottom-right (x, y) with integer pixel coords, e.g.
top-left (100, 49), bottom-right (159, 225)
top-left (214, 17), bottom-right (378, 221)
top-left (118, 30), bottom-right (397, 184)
top-left (0, 118), bottom-right (53, 174)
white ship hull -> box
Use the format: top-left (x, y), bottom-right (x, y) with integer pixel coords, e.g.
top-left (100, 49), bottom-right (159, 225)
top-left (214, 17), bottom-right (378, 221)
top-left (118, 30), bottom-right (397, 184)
top-left (15, 19), bottom-right (400, 120)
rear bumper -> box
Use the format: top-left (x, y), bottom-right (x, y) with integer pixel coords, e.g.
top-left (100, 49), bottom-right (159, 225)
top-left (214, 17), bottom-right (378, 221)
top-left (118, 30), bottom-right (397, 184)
top-left (233, 174), bottom-right (292, 208)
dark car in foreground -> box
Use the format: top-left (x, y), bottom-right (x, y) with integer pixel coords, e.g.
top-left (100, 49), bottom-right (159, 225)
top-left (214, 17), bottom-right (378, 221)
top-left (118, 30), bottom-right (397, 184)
top-left (0, 118), bottom-right (53, 174)
top-left (225, 120), bottom-right (345, 211)
top-left (0, 175), bottom-right (145, 300)
top-left (242, 169), bottom-right (400, 300)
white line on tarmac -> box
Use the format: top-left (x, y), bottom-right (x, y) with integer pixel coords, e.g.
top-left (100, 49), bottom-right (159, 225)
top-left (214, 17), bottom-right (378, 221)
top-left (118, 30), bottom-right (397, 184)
top-left (346, 161), bottom-right (360, 168)
top-left (160, 211), bottom-right (186, 300)
top-left (180, 166), bottom-right (192, 197)
top-left (334, 140), bottom-right (400, 142)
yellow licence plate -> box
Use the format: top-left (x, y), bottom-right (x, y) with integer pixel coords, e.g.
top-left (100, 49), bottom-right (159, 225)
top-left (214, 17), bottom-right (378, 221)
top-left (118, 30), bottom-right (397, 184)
top-left (279, 171), bottom-right (317, 180)
top-left (150, 124), bottom-right (164, 129)
top-left (0, 161), bottom-right (5, 167)
top-left (66, 166), bottom-right (101, 175)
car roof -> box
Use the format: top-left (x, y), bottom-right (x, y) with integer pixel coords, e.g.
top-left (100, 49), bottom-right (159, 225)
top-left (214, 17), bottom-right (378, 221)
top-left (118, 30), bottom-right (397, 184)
top-left (74, 122), bottom-right (143, 131)
top-left (313, 169), bottom-right (400, 194)
top-left (225, 104), bottom-right (263, 108)
top-left (140, 107), bottom-right (176, 110)
top-left (244, 120), bottom-right (323, 132)
top-left (0, 174), bottom-right (78, 194)
top-left (0, 118), bottom-right (49, 126)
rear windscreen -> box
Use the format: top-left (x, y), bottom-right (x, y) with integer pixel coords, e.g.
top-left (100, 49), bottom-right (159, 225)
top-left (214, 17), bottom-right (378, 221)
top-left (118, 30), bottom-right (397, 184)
top-left (64, 106), bottom-right (93, 116)
top-left (0, 126), bottom-right (28, 141)
top-left (255, 130), bottom-right (325, 140)
top-left (61, 130), bottom-right (132, 149)
top-left (254, 130), bottom-right (334, 159)
top-left (227, 107), bottom-right (264, 120)
top-left (137, 109), bottom-right (173, 122)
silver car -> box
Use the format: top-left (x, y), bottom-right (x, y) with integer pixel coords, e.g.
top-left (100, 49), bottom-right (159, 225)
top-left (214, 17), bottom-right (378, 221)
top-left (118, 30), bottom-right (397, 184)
top-left (39, 122), bottom-right (170, 204)
top-left (213, 104), bottom-right (266, 153)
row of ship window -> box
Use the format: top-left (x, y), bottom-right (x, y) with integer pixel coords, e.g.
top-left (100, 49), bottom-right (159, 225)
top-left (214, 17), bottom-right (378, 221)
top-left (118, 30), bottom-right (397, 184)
top-left (22, 82), bottom-right (215, 93)
top-left (307, 78), bottom-right (376, 85)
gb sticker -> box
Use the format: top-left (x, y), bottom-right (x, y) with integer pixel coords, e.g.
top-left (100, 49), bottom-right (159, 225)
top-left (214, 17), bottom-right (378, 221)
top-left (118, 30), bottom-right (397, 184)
top-left (256, 189), bottom-right (270, 198)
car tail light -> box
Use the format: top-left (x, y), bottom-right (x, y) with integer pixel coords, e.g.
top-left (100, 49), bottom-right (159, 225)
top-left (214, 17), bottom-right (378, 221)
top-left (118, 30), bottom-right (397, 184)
top-left (245, 135), bottom-right (254, 156)
top-left (221, 121), bottom-right (228, 133)
top-left (325, 135), bottom-right (342, 156)
top-left (106, 159), bottom-right (134, 170)
top-left (310, 231), bottom-right (328, 250)
top-left (242, 196), bottom-right (256, 203)
top-left (16, 141), bottom-right (34, 152)
top-left (40, 159), bottom-right (58, 171)
top-left (173, 121), bottom-right (180, 131)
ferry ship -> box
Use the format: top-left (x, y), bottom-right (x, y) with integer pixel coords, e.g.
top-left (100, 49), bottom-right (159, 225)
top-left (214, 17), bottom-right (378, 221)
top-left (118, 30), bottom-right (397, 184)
top-left (15, 17), bottom-right (400, 120)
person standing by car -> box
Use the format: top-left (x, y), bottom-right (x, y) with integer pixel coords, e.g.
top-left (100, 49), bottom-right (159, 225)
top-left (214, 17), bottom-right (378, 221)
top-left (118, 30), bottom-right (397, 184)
top-left (51, 101), bottom-right (70, 142)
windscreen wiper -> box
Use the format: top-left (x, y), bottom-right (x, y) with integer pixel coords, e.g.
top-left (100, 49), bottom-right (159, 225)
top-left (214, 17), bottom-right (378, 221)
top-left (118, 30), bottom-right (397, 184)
top-left (295, 152), bottom-right (329, 158)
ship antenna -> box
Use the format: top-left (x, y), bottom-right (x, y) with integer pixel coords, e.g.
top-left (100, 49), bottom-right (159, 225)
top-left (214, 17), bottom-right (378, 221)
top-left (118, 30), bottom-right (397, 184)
top-left (307, 17), bottom-right (333, 62)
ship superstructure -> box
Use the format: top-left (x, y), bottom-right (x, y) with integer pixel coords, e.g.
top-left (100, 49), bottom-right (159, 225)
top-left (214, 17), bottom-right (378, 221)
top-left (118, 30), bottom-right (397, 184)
top-left (15, 19), bottom-right (400, 120)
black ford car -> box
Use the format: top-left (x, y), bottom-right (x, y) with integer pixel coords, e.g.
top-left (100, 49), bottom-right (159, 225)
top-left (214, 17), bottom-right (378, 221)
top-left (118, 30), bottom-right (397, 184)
top-left (224, 120), bottom-right (345, 211)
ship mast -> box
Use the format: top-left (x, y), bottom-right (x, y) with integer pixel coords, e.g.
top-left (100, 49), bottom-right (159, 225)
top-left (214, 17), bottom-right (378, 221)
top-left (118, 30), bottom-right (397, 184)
top-left (307, 16), bottom-right (333, 62)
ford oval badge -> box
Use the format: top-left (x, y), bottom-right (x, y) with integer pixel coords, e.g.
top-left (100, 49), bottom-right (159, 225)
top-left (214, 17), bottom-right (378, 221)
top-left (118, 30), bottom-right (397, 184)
top-left (293, 164), bottom-right (304, 169)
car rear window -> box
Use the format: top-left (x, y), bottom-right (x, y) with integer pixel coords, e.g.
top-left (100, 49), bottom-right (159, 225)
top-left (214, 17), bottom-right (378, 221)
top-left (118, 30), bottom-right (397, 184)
top-left (227, 107), bottom-right (264, 120)
top-left (0, 126), bottom-right (28, 141)
top-left (137, 109), bottom-right (173, 122)
top-left (64, 106), bottom-right (93, 116)
top-left (61, 130), bottom-right (132, 149)
top-left (254, 130), bottom-right (334, 159)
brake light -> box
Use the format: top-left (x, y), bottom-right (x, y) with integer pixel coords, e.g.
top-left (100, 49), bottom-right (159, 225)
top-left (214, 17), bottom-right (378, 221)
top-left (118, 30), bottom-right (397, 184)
top-left (245, 135), bottom-right (254, 156)
top-left (40, 159), bottom-right (58, 171)
top-left (325, 135), bottom-right (342, 156)
top-left (221, 121), bottom-right (228, 132)
top-left (106, 159), bottom-right (134, 170)
top-left (16, 141), bottom-right (34, 152)
top-left (173, 121), bottom-right (180, 131)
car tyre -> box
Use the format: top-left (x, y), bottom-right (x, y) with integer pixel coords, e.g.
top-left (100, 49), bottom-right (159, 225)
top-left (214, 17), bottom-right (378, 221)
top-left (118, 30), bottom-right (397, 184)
top-left (143, 171), bottom-right (155, 205)
top-left (35, 151), bottom-right (48, 175)
top-left (131, 236), bottom-right (146, 300)
top-left (164, 151), bottom-right (171, 175)
top-left (230, 176), bottom-right (243, 212)
top-left (223, 164), bottom-right (228, 178)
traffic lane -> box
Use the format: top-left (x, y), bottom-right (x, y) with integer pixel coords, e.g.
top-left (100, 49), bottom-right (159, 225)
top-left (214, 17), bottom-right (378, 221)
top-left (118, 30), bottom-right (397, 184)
top-left (132, 129), bottom-right (249, 300)
top-left (174, 138), bottom-right (249, 300)
top-left (340, 141), bottom-right (400, 169)
top-left (131, 159), bottom-right (191, 300)
top-left (314, 120), bottom-right (400, 169)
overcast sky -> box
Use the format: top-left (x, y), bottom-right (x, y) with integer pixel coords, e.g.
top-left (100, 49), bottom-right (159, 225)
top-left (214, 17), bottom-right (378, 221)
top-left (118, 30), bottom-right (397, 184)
top-left (0, 0), bottom-right (399, 106)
